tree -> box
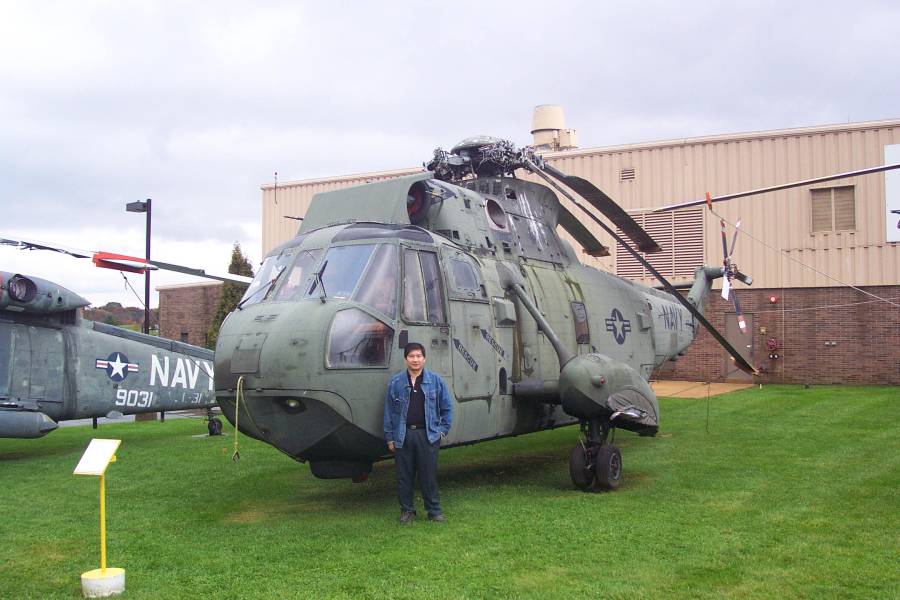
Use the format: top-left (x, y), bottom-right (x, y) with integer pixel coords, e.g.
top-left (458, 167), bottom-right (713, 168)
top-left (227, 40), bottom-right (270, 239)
top-left (207, 242), bottom-right (254, 349)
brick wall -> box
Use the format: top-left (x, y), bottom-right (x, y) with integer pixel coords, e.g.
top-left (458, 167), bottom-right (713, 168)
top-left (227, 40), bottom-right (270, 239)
top-left (657, 286), bottom-right (900, 385)
top-left (158, 282), bottom-right (222, 348)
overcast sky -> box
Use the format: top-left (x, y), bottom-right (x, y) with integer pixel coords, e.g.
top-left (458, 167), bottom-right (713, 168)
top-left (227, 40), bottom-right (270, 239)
top-left (2, 0), bottom-right (898, 308)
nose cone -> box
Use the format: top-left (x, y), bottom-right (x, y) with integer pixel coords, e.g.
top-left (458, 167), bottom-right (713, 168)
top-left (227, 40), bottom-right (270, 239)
top-left (214, 301), bottom-right (397, 474)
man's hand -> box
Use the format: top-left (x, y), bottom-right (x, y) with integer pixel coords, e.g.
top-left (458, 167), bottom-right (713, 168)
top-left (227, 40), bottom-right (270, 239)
top-left (387, 441), bottom-right (395, 453)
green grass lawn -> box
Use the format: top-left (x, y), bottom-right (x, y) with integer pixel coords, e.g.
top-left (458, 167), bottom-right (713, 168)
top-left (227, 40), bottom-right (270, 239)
top-left (1, 385), bottom-right (897, 599)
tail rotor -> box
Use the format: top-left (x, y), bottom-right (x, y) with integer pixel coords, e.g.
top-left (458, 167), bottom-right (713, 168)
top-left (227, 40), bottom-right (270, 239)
top-left (720, 218), bottom-right (748, 333)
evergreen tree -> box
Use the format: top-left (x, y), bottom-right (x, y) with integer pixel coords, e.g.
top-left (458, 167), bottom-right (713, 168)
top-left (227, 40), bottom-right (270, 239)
top-left (207, 242), bottom-right (254, 349)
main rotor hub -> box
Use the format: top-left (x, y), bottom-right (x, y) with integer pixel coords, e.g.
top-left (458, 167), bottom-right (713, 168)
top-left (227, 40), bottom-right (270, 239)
top-left (425, 135), bottom-right (544, 182)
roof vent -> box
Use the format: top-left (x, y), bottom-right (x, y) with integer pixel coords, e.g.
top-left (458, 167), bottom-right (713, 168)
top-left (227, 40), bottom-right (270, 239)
top-left (531, 105), bottom-right (578, 152)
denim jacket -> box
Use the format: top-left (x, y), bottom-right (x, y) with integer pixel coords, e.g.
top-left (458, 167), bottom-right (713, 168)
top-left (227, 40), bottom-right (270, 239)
top-left (383, 369), bottom-right (453, 447)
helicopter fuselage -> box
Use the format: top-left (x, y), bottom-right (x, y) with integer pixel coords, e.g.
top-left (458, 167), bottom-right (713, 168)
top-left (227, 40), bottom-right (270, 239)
top-left (215, 174), bottom-right (700, 479)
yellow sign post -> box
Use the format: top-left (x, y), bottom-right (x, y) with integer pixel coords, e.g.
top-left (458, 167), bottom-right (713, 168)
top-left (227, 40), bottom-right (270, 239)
top-left (74, 439), bottom-right (124, 598)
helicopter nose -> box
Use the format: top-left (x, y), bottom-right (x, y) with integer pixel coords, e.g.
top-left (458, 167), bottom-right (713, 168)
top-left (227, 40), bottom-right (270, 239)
top-left (214, 300), bottom-right (393, 468)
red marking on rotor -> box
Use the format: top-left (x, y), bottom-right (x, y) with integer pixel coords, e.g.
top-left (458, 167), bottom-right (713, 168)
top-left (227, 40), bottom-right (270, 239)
top-left (92, 251), bottom-right (150, 274)
top-left (705, 192), bottom-right (713, 210)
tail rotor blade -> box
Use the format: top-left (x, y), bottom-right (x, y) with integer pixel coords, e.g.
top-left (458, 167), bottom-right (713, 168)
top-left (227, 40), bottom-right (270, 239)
top-left (728, 219), bottom-right (742, 257)
top-left (731, 291), bottom-right (747, 333)
top-left (720, 218), bottom-right (730, 260)
top-left (721, 276), bottom-right (731, 300)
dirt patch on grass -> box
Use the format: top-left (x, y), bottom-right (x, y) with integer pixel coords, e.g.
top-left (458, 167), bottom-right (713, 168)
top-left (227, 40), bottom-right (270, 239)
top-left (652, 380), bottom-right (753, 398)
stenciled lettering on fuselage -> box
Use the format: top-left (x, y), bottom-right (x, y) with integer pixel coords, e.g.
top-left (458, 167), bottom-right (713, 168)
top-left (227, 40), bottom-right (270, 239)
top-left (95, 352), bottom-right (139, 382)
top-left (660, 304), bottom-right (686, 332)
top-left (453, 338), bottom-right (479, 371)
top-left (605, 308), bottom-right (632, 345)
top-left (480, 328), bottom-right (506, 358)
top-left (149, 354), bottom-right (215, 391)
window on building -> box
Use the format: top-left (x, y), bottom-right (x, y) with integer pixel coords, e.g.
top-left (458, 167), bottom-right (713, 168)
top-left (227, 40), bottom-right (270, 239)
top-left (811, 186), bottom-right (855, 233)
top-left (615, 207), bottom-right (704, 280)
top-left (180, 332), bottom-right (189, 343)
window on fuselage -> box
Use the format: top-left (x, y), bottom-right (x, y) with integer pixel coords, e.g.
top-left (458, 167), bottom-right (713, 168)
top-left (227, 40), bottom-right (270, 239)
top-left (402, 248), bottom-right (446, 324)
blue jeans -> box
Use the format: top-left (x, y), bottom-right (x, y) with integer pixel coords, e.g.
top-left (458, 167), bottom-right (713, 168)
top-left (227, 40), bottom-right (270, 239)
top-left (395, 427), bottom-right (442, 516)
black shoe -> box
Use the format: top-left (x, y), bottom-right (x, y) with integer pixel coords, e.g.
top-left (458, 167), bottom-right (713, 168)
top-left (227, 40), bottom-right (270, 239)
top-left (399, 511), bottom-right (416, 525)
top-left (428, 513), bottom-right (445, 523)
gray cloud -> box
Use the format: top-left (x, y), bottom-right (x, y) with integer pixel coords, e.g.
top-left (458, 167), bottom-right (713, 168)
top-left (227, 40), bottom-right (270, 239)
top-left (1, 0), bottom-right (898, 304)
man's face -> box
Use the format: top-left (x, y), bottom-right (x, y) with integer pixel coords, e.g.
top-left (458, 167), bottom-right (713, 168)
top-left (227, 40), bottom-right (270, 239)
top-left (405, 350), bottom-right (425, 372)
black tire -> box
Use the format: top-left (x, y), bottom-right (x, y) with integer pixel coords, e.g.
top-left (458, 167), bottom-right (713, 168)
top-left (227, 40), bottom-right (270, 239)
top-left (208, 417), bottom-right (223, 437)
top-left (592, 445), bottom-right (622, 491)
top-left (569, 445), bottom-right (593, 491)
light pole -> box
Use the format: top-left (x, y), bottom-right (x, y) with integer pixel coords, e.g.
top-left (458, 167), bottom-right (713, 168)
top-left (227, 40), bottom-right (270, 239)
top-left (125, 199), bottom-right (151, 334)
top-left (126, 199), bottom-right (161, 422)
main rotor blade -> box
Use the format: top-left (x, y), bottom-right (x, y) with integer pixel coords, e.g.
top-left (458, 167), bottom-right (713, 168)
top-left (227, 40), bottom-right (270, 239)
top-left (556, 197), bottom-right (758, 375)
top-left (0, 236), bottom-right (93, 259)
top-left (557, 205), bottom-right (610, 257)
top-left (150, 260), bottom-right (252, 285)
top-left (539, 163), bottom-right (662, 253)
top-left (654, 162), bottom-right (900, 212)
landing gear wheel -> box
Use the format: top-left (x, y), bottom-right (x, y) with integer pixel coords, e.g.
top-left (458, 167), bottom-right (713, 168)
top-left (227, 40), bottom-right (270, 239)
top-left (591, 445), bottom-right (622, 491)
top-left (208, 417), bottom-right (223, 437)
top-left (569, 444), bottom-right (593, 491)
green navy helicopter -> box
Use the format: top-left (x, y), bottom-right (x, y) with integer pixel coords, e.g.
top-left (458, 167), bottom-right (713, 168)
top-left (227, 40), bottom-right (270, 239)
top-left (213, 136), bottom-right (758, 491)
top-left (0, 270), bottom-right (222, 438)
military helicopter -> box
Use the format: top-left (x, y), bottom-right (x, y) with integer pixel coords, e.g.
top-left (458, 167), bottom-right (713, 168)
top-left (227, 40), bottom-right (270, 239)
top-left (212, 136), bottom-right (766, 491)
top-left (0, 270), bottom-right (222, 438)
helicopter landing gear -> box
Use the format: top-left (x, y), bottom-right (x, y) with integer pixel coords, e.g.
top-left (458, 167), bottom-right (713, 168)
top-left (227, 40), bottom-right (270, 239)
top-left (569, 418), bottom-right (622, 492)
top-left (208, 416), bottom-right (223, 437)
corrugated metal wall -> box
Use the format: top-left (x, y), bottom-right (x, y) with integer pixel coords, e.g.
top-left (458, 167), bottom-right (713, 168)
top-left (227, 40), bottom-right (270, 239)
top-left (261, 120), bottom-right (900, 288)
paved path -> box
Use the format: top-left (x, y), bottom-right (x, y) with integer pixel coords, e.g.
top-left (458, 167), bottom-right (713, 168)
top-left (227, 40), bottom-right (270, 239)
top-left (650, 380), bottom-right (754, 398)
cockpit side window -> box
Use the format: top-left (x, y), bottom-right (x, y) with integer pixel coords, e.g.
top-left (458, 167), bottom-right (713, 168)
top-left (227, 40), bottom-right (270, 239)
top-left (401, 248), bottom-right (447, 325)
top-left (353, 244), bottom-right (398, 319)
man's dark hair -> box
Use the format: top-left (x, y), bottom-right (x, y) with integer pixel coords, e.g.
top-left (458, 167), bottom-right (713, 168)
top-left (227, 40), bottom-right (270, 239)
top-left (404, 342), bottom-right (426, 358)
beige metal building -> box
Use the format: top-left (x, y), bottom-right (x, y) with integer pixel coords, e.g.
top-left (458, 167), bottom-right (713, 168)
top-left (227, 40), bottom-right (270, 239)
top-left (257, 116), bottom-right (900, 384)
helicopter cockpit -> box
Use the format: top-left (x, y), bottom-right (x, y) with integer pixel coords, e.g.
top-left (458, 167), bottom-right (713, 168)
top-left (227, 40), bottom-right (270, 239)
top-left (233, 223), bottom-right (444, 371)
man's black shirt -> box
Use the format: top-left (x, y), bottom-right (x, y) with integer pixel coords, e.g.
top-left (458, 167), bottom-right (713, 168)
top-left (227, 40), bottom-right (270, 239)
top-left (406, 372), bottom-right (426, 427)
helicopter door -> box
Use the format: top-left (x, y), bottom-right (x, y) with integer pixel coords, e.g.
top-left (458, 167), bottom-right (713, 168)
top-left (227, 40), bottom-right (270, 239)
top-left (441, 248), bottom-right (495, 401)
top-left (400, 247), bottom-right (451, 380)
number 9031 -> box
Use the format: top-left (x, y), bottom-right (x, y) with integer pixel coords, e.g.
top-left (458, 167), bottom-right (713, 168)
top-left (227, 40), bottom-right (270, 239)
top-left (115, 389), bottom-right (154, 408)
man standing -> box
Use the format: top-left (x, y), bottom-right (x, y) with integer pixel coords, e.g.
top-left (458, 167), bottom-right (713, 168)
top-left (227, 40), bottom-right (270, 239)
top-left (383, 342), bottom-right (453, 524)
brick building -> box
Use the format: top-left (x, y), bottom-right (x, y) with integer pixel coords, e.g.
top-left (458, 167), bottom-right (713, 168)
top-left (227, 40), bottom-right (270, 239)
top-left (157, 281), bottom-right (221, 348)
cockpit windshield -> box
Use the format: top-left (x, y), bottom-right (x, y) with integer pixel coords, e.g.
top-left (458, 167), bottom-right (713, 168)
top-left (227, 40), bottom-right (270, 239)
top-left (240, 240), bottom-right (401, 316)
top-left (237, 248), bottom-right (298, 309)
top-left (306, 244), bottom-right (374, 300)
top-left (271, 249), bottom-right (322, 302)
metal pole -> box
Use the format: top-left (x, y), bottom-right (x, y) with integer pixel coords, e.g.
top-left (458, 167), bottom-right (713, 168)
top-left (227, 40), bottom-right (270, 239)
top-left (100, 473), bottom-right (106, 573)
top-left (143, 199), bottom-right (151, 335)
